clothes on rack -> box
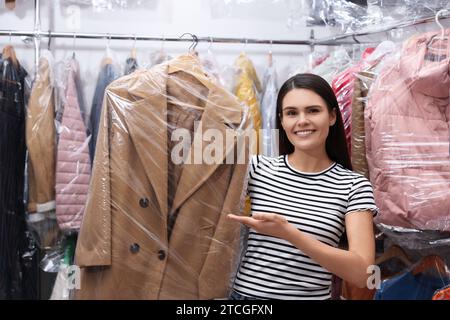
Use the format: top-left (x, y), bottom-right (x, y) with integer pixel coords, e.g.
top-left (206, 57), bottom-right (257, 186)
top-left (74, 54), bottom-right (251, 299)
top-left (331, 47), bottom-right (375, 154)
top-left (0, 49), bottom-right (39, 300)
top-left (234, 52), bottom-right (262, 143)
top-left (26, 50), bottom-right (56, 215)
top-left (365, 28), bottom-right (450, 232)
top-left (55, 58), bottom-right (91, 232)
top-left (88, 61), bottom-right (120, 162)
top-left (124, 57), bottom-right (138, 75)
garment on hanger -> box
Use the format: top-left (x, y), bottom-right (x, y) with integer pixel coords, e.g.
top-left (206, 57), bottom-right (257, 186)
top-left (351, 71), bottom-right (374, 178)
top-left (124, 57), bottom-right (138, 75)
top-left (0, 48), bottom-right (38, 299)
top-left (260, 60), bottom-right (278, 157)
top-left (26, 50), bottom-right (61, 249)
top-left (331, 48), bottom-right (374, 154)
top-left (26, 50), bottom-right (56, 215)
top-left (351, 41), bottom-right (397, 178)
top-left (234, 52), bottom-right (262, 148)
top-left (88, 60), bottom-right (120, 162)
top-left (55, 58), bottom-right (91, 232)
top-left (365, 29), bottom-right (450, 232)
top-left (74, 54), bottom-right (252, 299)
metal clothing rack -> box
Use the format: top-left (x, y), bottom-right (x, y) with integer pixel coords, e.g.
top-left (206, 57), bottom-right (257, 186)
top-left (0, 0), bottom-right (449, 74)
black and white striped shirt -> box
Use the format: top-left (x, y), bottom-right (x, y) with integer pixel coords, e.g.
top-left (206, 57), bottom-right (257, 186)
top-left (232, 155), bottom-right (378, 300)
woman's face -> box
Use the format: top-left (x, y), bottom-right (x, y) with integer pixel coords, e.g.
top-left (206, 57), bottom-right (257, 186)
top-left (281, 88), bottom-right (336, 153)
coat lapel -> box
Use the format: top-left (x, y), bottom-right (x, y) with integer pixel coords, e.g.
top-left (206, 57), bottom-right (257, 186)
top-left (125, 55), bottom-right (246, 226)
top-left (170, 78), bottom-right (244, 215)
top-left (124, 65), bottom-right (169, 219)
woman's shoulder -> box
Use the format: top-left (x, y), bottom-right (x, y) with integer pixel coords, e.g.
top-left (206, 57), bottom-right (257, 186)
top-left (333, 163), bottom-right (371, 183)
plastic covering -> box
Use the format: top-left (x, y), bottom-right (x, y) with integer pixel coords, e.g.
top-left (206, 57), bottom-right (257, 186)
top-left (1, 46), bottom-right (39, 299)
top-left (365, 28), bottom-right (450, 232)
top-left (73, 54), bottom-right (252, 299)
top-left (54, 57), bottom-right (91, 232)
top-left (26, 50), bottom-right (61, 249)
top-left (260, 55), bottom-right (279, 157)
top-left (350, 42), bottom-right (396, 177)
top-left (286, 0), bottom-right (450, 34)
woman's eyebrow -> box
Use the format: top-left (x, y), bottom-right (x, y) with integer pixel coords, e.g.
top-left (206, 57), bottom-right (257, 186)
top-left (283, 105), bottom-right (323, 110)
top-left (305, 105), bottom-right (323, 109)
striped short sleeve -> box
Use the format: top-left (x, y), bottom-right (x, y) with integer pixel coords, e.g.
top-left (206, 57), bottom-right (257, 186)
top-left (249, 154), bottom-right (260, 178)
top-left (346, 176), bottom-right (378, 216)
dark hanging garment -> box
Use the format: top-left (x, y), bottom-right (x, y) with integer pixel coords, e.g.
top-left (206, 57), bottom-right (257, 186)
top-left (124, 57), bottom-right (138, 75)
top-left (0, 55), bottom-right (38, 300)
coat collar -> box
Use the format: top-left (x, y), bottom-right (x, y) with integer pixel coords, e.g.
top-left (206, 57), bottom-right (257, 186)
top-left (124, 54), bottom-right (245, 221)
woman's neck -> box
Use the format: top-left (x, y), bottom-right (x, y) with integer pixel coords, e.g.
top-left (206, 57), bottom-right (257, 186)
top-left (288, 148), bottom-right (334, 173)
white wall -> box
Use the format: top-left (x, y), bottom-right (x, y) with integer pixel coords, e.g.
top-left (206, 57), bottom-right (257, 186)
top-left (1, 0), bottom-right (450, 113)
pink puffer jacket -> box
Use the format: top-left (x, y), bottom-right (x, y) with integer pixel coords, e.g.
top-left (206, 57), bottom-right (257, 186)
top-left (365, 30), bottom-right (450, 231)
top-left (55, 59), bottom-right (91, 231)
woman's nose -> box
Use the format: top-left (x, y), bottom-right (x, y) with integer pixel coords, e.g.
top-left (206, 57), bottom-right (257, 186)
top-left (296, 112), bottom-right (309, 125)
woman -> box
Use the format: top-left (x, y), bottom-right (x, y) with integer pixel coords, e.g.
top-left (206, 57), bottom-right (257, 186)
top-left (228, 73), bottom-right (378, 300)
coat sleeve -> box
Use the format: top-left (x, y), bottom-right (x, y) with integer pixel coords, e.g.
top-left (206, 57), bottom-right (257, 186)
top-left (74, 91), bottom-right (112, 267)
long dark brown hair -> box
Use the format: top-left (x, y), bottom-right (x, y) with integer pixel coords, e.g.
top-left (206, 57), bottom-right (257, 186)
top-left (276, 73), bottom-right (352, 170)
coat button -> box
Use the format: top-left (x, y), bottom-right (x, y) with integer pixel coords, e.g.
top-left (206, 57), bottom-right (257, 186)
top-left (130, 243), bottom-right (140, 254)
top-left (139, 198), bottom-right (149, 208)
top-left (157, 250), bottom-right (166, 260)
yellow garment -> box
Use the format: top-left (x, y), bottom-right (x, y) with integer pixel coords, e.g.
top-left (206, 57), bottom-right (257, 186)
top-left (234, 52), bottom-right (262, 151)
top-left (234, 53), bottom-right (262, 216)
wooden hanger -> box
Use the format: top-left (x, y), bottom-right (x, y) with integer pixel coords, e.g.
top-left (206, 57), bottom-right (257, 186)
top-left (130, 47), bottom-right (137, 59)
top-left (412, 255), bottom-right (448, 276)
top-left (2, 45), bottom-right (18, 67)
top-left (375, 245), bottom-right (412, 267)
top-left (101, 56), bottom-right (113, 67)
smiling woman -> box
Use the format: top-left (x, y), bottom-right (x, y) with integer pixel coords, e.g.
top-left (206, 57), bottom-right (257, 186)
top-left (228, 73), bottom-right (379, 300)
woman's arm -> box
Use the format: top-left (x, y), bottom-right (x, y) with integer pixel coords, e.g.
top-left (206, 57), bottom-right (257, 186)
top-left (227, 210), bottom-right (375, 288)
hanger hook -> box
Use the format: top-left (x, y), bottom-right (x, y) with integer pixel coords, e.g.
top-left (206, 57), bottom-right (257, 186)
top-left (179, 32), bottom-right (197, 52)
top-left (191, 34), bottom-right (198, 52)
top-left (9, 30), bottom-right (12, 44)
top-left (72, 33), bottom-right (76, 58)
top-left (269, 39), bottom-right (273, 54)
top-left (48, 30), bottom-right (52, 50)
top-left (133, 34), bottom-right (137, 49)
top-left (242, 38), bottom-right (248, 52)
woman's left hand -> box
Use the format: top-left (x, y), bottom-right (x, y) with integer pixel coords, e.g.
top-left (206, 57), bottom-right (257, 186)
top-left (227, 212), bottom-right (294, 239)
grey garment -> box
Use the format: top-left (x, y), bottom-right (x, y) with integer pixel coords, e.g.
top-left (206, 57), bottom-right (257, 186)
top-left (124, 57), bottom-right (138, 75)
top-left (88, 63), bottom-right (120, 162)
top-left (260, 64), bottom-right (278, 157)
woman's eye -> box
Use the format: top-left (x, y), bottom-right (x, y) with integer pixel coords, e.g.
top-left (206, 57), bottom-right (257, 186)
top-left (286, 110), bottom-right (297, 116)
top-left (309, 108), bottom-right (320, 113)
